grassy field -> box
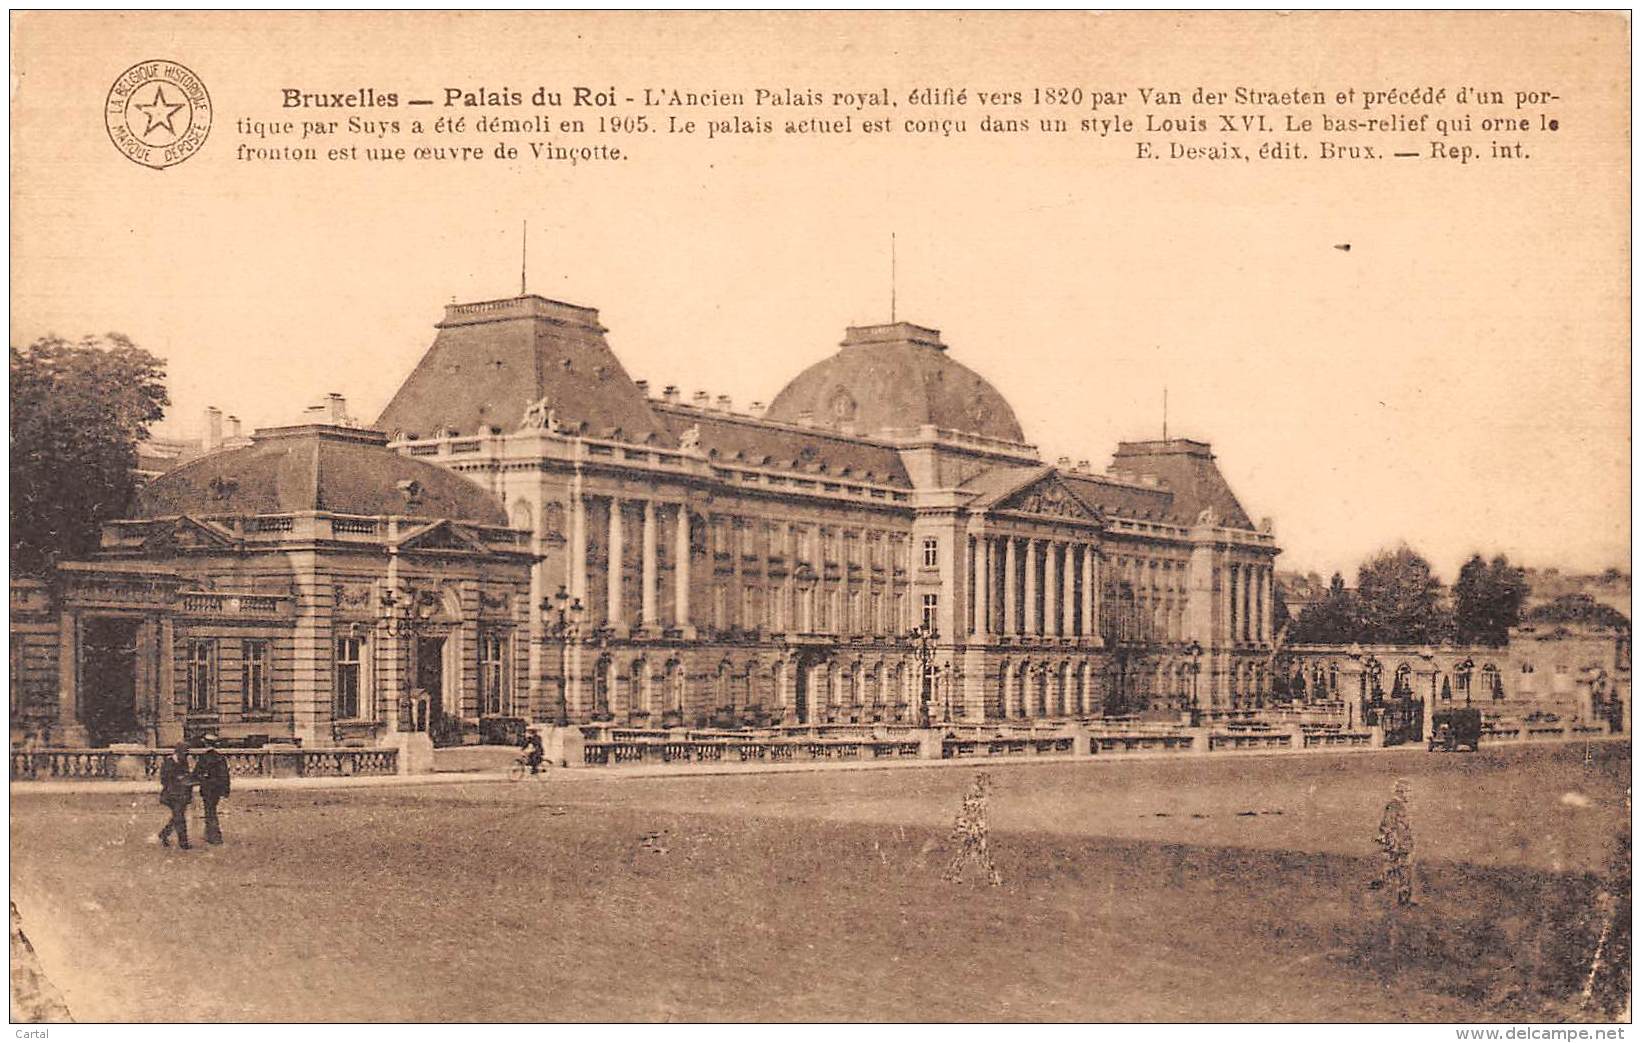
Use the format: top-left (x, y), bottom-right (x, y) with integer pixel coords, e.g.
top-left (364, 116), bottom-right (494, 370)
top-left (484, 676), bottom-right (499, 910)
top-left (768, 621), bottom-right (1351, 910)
top-left (10, 741), bottom-right (1630, 1022)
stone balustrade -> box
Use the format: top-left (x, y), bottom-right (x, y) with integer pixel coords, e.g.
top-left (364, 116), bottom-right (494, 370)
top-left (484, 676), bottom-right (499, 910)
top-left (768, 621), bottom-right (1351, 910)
top-left (10, 746), bottom-right (399, 781)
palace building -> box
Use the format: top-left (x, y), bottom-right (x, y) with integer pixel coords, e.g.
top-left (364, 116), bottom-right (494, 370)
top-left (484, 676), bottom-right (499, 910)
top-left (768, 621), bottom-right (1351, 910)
top-left (375, 294), bottom-right (1280, 729)
top-left (10, 289), bottom-right (1282, 748)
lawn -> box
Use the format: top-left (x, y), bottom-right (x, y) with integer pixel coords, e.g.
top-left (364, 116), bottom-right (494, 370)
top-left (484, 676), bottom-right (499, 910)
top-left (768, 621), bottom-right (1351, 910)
top-left (10, 741), bottom-right (1630, 1022)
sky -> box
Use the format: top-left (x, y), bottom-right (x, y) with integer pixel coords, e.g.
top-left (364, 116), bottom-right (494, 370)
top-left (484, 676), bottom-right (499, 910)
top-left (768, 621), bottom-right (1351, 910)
top-left (10, 11), bottom-right (1631, 583)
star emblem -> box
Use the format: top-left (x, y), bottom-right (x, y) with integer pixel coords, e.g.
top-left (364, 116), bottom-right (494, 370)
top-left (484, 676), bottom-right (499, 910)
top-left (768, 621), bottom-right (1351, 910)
top-left (132, 84), bottom-right (185, 137)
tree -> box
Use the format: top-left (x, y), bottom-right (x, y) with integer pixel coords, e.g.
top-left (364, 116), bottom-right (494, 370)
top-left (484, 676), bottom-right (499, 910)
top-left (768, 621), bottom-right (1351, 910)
top-left (1453, 553), bottom-right (1528, 646)
top-left (1526, 593), bottom-right (1631, 631)
top-left (11, 335), bottom-right (168, 575)
top-left (1288, 572), bottom-right (1359, 644)
top-left (1354, 546), bottom-right (1451, 645)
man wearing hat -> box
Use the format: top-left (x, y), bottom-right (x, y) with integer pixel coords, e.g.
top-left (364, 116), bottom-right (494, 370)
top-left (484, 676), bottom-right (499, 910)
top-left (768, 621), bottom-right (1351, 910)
top-left (157, 741), bottom-right (196, 850)
top-left (194, 734), bottom-right (232, 846)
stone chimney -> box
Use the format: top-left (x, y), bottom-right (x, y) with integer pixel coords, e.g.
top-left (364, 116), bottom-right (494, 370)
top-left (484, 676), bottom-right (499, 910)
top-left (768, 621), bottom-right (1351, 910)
top-left (303, 392), bottom-right (351, 426)
top-left (1076, 459), bottom-right (1090, 472)
top-left (692, 391), bottom-right (711, 408)
top-left (203, 407), bottom-right (223, 451)
top-left (663, 385), bottom-right (681, 404)
top-left (226, 415), bottom-right (242, 440)
top-left (748, 401), bottom-right (766, 415)
top-left (634, 379), bottom-right (650, 397)
top-left (715, 395), bottom-right (733, 413)
top-left (1056, 456), bottom-right (1071, 467)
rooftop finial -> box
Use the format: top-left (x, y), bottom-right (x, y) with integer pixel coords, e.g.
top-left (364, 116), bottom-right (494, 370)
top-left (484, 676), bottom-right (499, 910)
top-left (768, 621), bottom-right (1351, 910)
top-left (1163, 385), bottom-right (1168, 441)
top-left (521, 219), bottom-right (529, 296)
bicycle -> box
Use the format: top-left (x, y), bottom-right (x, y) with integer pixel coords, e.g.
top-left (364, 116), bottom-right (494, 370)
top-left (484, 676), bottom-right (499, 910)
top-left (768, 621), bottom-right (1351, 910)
top-left (507, 755), bottom-right (551, 782)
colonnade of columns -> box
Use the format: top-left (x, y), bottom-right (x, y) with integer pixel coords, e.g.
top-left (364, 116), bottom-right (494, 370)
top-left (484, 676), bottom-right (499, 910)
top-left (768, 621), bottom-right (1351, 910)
top-left (969, 534), bottom-right (1101, 641)
top-left (1227, 562), bottom-right (1275, 644)
top-left (567, 493), bottom-right (692, 629)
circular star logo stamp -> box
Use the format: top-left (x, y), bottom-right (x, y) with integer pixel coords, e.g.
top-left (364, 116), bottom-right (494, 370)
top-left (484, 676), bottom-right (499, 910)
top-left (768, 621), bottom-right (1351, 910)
top-left (105, 60), bottom-right (211, 169)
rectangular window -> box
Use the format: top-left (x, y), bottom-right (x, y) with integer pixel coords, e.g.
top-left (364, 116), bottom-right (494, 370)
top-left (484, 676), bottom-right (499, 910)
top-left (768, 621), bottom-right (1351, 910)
top-left (242, 639), bottom-right (271, 713)
top-left (186, 639), bottom-right (216, 712)
top-left (922, 593), bottom-right (939, 632)
top-left (922, 537), bottom-right (939, 568)
top-left (480, 632), bottom-right (508, 715)
top-left (334, 637), bottom-right (363, 720)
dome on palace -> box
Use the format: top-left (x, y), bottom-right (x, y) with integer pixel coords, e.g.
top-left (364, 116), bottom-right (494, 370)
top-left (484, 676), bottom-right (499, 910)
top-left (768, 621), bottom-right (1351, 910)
top-left (134, 424), bottom-right (508, 526)
top-left (764, 322), bottom-right (1027, 444)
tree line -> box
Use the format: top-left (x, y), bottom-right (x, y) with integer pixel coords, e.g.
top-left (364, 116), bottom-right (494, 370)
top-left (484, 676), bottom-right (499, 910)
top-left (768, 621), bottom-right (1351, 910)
top-left (1283, 546), bottom-right (1602, 648)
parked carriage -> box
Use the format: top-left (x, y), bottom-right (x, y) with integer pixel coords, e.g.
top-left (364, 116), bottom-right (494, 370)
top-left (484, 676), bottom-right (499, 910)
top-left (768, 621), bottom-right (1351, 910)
top-left (1428, 707), bottom-right (1482, 752)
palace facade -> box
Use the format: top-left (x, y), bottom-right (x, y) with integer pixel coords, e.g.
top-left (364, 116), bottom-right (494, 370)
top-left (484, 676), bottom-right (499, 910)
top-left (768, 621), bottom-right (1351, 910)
top-left (10, 289), bottom-right (1284, 747)
top-left (375, 294), bottom-right (1280, 728)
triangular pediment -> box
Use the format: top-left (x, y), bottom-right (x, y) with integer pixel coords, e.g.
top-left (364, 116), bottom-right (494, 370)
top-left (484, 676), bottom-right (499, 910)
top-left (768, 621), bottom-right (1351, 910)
top-left (143, 515), bottom-right (235, 553)
top-left (995, 475), bottom-right (1103, 524)
top-left (397, 519), bottom-right (488, 553)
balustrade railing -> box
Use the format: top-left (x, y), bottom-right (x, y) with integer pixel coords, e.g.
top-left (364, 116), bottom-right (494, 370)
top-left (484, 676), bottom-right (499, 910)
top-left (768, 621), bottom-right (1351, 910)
top-left (11, 746), bottom-right (398, 781)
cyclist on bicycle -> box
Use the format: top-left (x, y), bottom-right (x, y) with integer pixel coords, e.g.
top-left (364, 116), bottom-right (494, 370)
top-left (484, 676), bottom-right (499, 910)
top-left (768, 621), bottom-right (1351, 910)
top-left (520, 728), bottom-right (545, 774)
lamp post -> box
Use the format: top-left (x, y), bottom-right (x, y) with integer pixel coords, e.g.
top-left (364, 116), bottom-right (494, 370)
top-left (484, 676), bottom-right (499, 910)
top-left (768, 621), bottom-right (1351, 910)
top-left (541, 584), bottom-right (586, 727)
top-left (1186, 639), bottom-right (1204, 725)
top-left (908, 624), bottom-right (937, 727)
top-left (1454, 657), bottom-right (1475, 706)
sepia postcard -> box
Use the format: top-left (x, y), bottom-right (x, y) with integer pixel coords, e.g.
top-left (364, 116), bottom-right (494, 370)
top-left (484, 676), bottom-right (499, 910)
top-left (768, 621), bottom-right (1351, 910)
top-left (7, 10), bottom-right (1633, 1031)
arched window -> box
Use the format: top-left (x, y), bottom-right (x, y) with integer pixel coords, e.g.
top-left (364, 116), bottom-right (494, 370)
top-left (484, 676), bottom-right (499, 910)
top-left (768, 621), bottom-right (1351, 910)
top-left (1328, 663), bottom-right (1339, 694)
top-left (509, 499), bottom-right (534, 535)
top-left (1482, 664), bottom-right (1502, 700)
top-left (1391, 663), bottom-right (1413, 698)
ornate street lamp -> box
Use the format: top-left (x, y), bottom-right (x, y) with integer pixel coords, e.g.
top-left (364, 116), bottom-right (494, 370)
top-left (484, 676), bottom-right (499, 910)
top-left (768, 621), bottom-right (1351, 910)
top-left (908, 623), bottom-right (937, 728)
top-left (1454, 657), bottom-right (1475, 706)
top-left (1186, 639), bottom-right (1204, 725)
top-left (378, 583), bottom-right (416, 637)
top-left (541, 584), bottom-right (586, 726)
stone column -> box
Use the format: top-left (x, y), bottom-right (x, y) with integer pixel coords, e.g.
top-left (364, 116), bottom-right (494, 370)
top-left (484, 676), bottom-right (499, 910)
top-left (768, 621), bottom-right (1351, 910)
top-left (1061, 542), bottom-right (1076, 637)
top-left (1024, 539), bottom-right (1039, 636)
top-left (1003, 537), bottom-right (1018, 636)
top-left (570, 490), bottom-right (588, 603)
top-left (964, 534), bottom-right (978, 639)
top-left (1243, 564), bottom-right (1253, 643)
top-left (157, 615), bottom-right (177, 744)
top-left (1263, 567), bottom-right (1274, 644)
top-left (1228, 565), bottom-right (1239, 644)
top-left (641, 499), bottom-right (658, 628)
top-left (56, 610), bottom-right (81, 745)
top-left (673, 504), bottom-right (691, 626)
top-left (606, 497), bottom-right (624, 625)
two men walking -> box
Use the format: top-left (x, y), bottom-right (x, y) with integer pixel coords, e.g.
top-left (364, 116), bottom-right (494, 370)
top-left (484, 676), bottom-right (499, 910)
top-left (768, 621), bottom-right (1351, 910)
top-left (156, 735), bottom-right (231, 850)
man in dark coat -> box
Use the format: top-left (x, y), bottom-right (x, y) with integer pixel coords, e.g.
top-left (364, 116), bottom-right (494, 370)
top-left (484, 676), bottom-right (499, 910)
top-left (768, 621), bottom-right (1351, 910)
top-left (194, 734), bottom-right (231, 845)
top-left (157, 741), bottom-right (195, 850)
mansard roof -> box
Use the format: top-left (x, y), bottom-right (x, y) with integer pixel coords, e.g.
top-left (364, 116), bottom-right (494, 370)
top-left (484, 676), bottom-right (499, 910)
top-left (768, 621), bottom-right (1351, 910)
top-left (1107, 439), bottom-right (1254, 529)
top-left (654, 403), bottom-right (913, 487)
top-left (376, 296), bottom-right (669, 445)
top-left (134, 424), bottom-right (508, 526)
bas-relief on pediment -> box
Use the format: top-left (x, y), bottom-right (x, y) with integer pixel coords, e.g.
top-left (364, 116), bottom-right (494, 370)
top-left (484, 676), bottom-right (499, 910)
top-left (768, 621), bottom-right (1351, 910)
top-left (997, 479), bottom-right (1101, 524)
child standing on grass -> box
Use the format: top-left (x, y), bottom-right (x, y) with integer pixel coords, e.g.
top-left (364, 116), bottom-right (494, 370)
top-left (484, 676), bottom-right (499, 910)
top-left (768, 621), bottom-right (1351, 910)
top-left (1375, 777), bottom-right (1416, 906)
top-left (944, 771), bottom-right (1002, 887)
